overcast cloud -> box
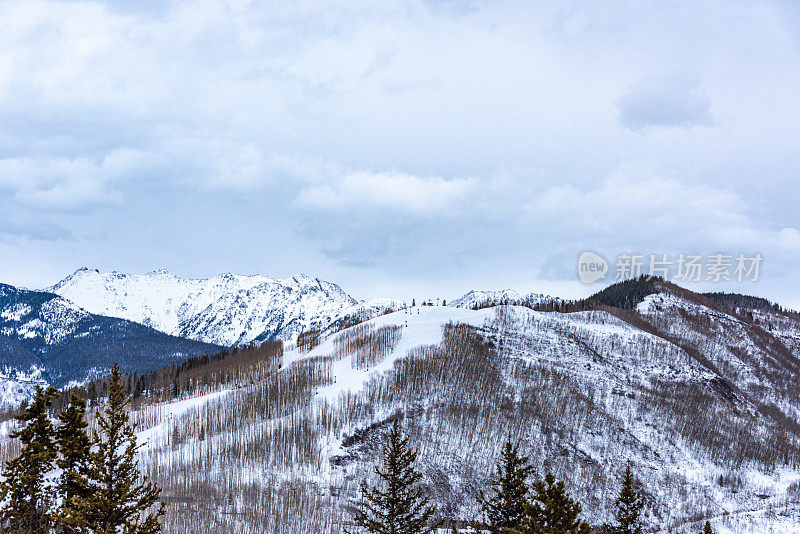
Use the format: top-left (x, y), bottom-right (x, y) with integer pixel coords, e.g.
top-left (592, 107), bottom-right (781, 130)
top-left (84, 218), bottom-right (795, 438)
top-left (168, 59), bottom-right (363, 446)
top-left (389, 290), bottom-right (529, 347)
top-left (1, 0), bottom-right (799, 306)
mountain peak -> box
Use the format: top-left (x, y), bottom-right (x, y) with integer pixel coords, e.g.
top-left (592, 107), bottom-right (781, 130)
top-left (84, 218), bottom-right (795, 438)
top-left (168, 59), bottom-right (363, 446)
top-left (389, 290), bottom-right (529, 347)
top-left (287, 273), bottom-right (319, 284)
top-left (0, 280), bottom-right (220, 406)
top-left (450, 288), bottom-right (559, 309)
top-left (69, 266), bottom-right (99, 277)
top-left (47, 268), bottom-right (359, 346)
top-left (48, 267), bottom-right (99, 292)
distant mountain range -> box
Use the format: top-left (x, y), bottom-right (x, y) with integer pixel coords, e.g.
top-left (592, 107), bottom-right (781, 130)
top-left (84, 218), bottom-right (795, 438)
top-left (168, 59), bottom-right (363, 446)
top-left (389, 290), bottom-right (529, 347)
top-left (0, 283), bottom-right (220, 405)
top-left (47, 268), bottom-right (386, 346)
top-left (3, 266), bottom-right (800, 530)
top-left (1, 267), bottom-right (566, 407)
top-left (449, 288), bottom-right (559, 309)
top-left (47, 269), bottom-right (565, 346)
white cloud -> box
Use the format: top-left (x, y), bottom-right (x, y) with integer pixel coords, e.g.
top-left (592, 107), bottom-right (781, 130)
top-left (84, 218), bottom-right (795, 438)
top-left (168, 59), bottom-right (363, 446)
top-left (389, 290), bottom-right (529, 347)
top-left (530, 172), bottom-right (746, 236)
top-left (778, 227), bottom-right (800, 250)
top-left (0, 151), bottom-right (143, 210)
top-left (207, 145), bottom-right (268, 189)
top-left (526, 169), bottom-right (800, 274)
top-left (0, 0), bottom-right (798, 304)
top-left (295, 170), bottom-right (477, 215)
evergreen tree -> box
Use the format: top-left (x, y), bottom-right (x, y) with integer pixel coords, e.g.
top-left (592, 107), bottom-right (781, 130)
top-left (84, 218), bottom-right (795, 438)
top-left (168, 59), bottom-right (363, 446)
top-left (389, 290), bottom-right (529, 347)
top-left (606, 462), bottom-right (644, 534)
top-left (479, 441), bottom-right (534, 533)
top-left (700, 521), bottom-right (713, 534)
top-left (508, 473), bottom-right (591, 534)
top-left (54, 394), bottom-right (93, 533)
top-left (348, 419), bottom-right (436, 534)
top-left (0, 385), bottom-right (59, 533)
top-left (76, 364), bottom-right (164, 533)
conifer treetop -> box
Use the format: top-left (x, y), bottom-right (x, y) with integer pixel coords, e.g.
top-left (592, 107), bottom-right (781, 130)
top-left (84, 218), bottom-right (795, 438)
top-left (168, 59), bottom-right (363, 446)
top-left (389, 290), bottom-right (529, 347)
top-left (607, 461), bottom-right (645, 534)
top-left (479, 440), bottom-right (534, 533)
top-left (78, 364), bottom-right (164, 534)
top-left (349, 418), bottom-right (437, 534)
top-left (507, 472), bottom-right (591, 534)
top-left (0, 385), bottom-right (59, 534)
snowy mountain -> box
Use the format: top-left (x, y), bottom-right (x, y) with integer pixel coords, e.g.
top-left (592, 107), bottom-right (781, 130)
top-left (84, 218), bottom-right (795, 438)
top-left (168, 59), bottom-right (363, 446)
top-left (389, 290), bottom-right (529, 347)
top-left (121, 278), bottom-right (800, 533)
top-left (449, 288), bottom-right (559, 309)
top-left (4, 272), bottom-right (799, 531)
top-left (47, 268), bottom-right (361, 346)
top-left (0, 282), bottom-right (221, 405)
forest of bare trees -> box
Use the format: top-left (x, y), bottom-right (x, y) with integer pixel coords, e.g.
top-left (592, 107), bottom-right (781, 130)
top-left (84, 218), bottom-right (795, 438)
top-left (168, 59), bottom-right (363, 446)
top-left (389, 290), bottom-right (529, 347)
top-left (2, 287), bottom-right (799, 532)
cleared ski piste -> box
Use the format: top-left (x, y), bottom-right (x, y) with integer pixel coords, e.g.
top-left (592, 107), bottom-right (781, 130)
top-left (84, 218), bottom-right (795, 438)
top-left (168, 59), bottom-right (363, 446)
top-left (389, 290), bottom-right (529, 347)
top-left (287, 305), bottom-right (497, 403)
top-left (136, 388), bottom-right (231, 449)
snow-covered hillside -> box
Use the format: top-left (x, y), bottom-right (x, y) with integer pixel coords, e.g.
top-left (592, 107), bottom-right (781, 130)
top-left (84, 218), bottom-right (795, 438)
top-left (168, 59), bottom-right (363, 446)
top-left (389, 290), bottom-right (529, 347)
top-left (0, 282), bottom-right (220, 404)
top-left (0, 286), bottom-right (89, 346)
top-left (0, 367), bottom-right (47, 409)
top-left (127, 282), bottom-right (800, 533)
top-left (449, 288), bottom-right (559, 309)
top-left (48, 268), bottom-right (361, 346)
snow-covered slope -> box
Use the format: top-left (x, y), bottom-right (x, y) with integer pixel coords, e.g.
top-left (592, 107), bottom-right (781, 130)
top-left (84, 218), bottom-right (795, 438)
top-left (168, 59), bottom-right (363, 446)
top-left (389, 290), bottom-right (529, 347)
top-left (449, 288), bottom-right (559, 309)
top-left (47, 268), bottom-right (360, 346)
top-left (130, 284), bottom-right (800, 533)
top-left (0, 282), bottom-right (221, 405)
top-left (0, 366), bottom-right (47, 409)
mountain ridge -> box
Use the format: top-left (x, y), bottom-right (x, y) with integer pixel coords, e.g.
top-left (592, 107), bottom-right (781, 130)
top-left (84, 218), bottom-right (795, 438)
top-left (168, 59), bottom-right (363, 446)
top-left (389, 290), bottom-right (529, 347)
top-left (4, 274), bottom-right (800, 531)
top-left (48, 269), bottom-right (570, 346)
top-left (449, 288), bottom-right (560, 309)
top-left (47, 268), bottom-right (361, 346)
top-left (120, 278), bottom-right (800, 533)
top-left (0, 282), bottom-right (222, 405)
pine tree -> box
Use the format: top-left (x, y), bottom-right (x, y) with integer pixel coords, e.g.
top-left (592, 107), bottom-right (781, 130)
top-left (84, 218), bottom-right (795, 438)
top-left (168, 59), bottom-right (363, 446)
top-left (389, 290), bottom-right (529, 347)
top-left (508, 473), bottom-right (591, 534)
top-left (54, 393), bottom-right (93, 533)
top-left (606, 462), bottom-right (644, 534)
top-left (76, 364), bottom-right (164, 533)
top-left (348, 419), bottom-right (436, 534)
top-left (479, 441), bottom-right (534, 533)
top-left (700, 521), bottom-right (714, 534)
top-left (0, 385), bottom-right (59, 533)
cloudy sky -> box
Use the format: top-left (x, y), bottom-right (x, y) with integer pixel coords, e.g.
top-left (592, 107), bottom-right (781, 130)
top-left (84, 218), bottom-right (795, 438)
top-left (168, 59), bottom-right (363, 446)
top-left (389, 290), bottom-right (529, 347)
top-left (1, 0), bottom-right (799, 306)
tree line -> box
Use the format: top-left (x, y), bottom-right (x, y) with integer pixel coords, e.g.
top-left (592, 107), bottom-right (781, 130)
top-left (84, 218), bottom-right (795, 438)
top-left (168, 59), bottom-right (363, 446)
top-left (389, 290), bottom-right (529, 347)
top-left (349, 419), bottom-right (717, 534)
top-left (0, 365), bottom-right (162, 533)
top-left (40, 341), bottom-right (284, 414)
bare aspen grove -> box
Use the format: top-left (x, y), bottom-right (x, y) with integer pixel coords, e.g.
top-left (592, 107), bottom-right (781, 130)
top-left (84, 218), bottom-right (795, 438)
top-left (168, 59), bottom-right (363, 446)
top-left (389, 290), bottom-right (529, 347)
top-left (2, 281), bottom-right (800, 532)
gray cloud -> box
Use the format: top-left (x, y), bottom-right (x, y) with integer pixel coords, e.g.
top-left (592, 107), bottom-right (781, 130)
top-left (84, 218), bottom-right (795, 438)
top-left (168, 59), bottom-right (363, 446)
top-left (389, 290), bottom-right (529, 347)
top-left (0, 213), bottom-right (73, 242)
top-left (295, 169), bottom-right (478, 215)
top-left (0, 0), bottom-right (799, 307)
top-left (617, 74), bottom-right (713, 131)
